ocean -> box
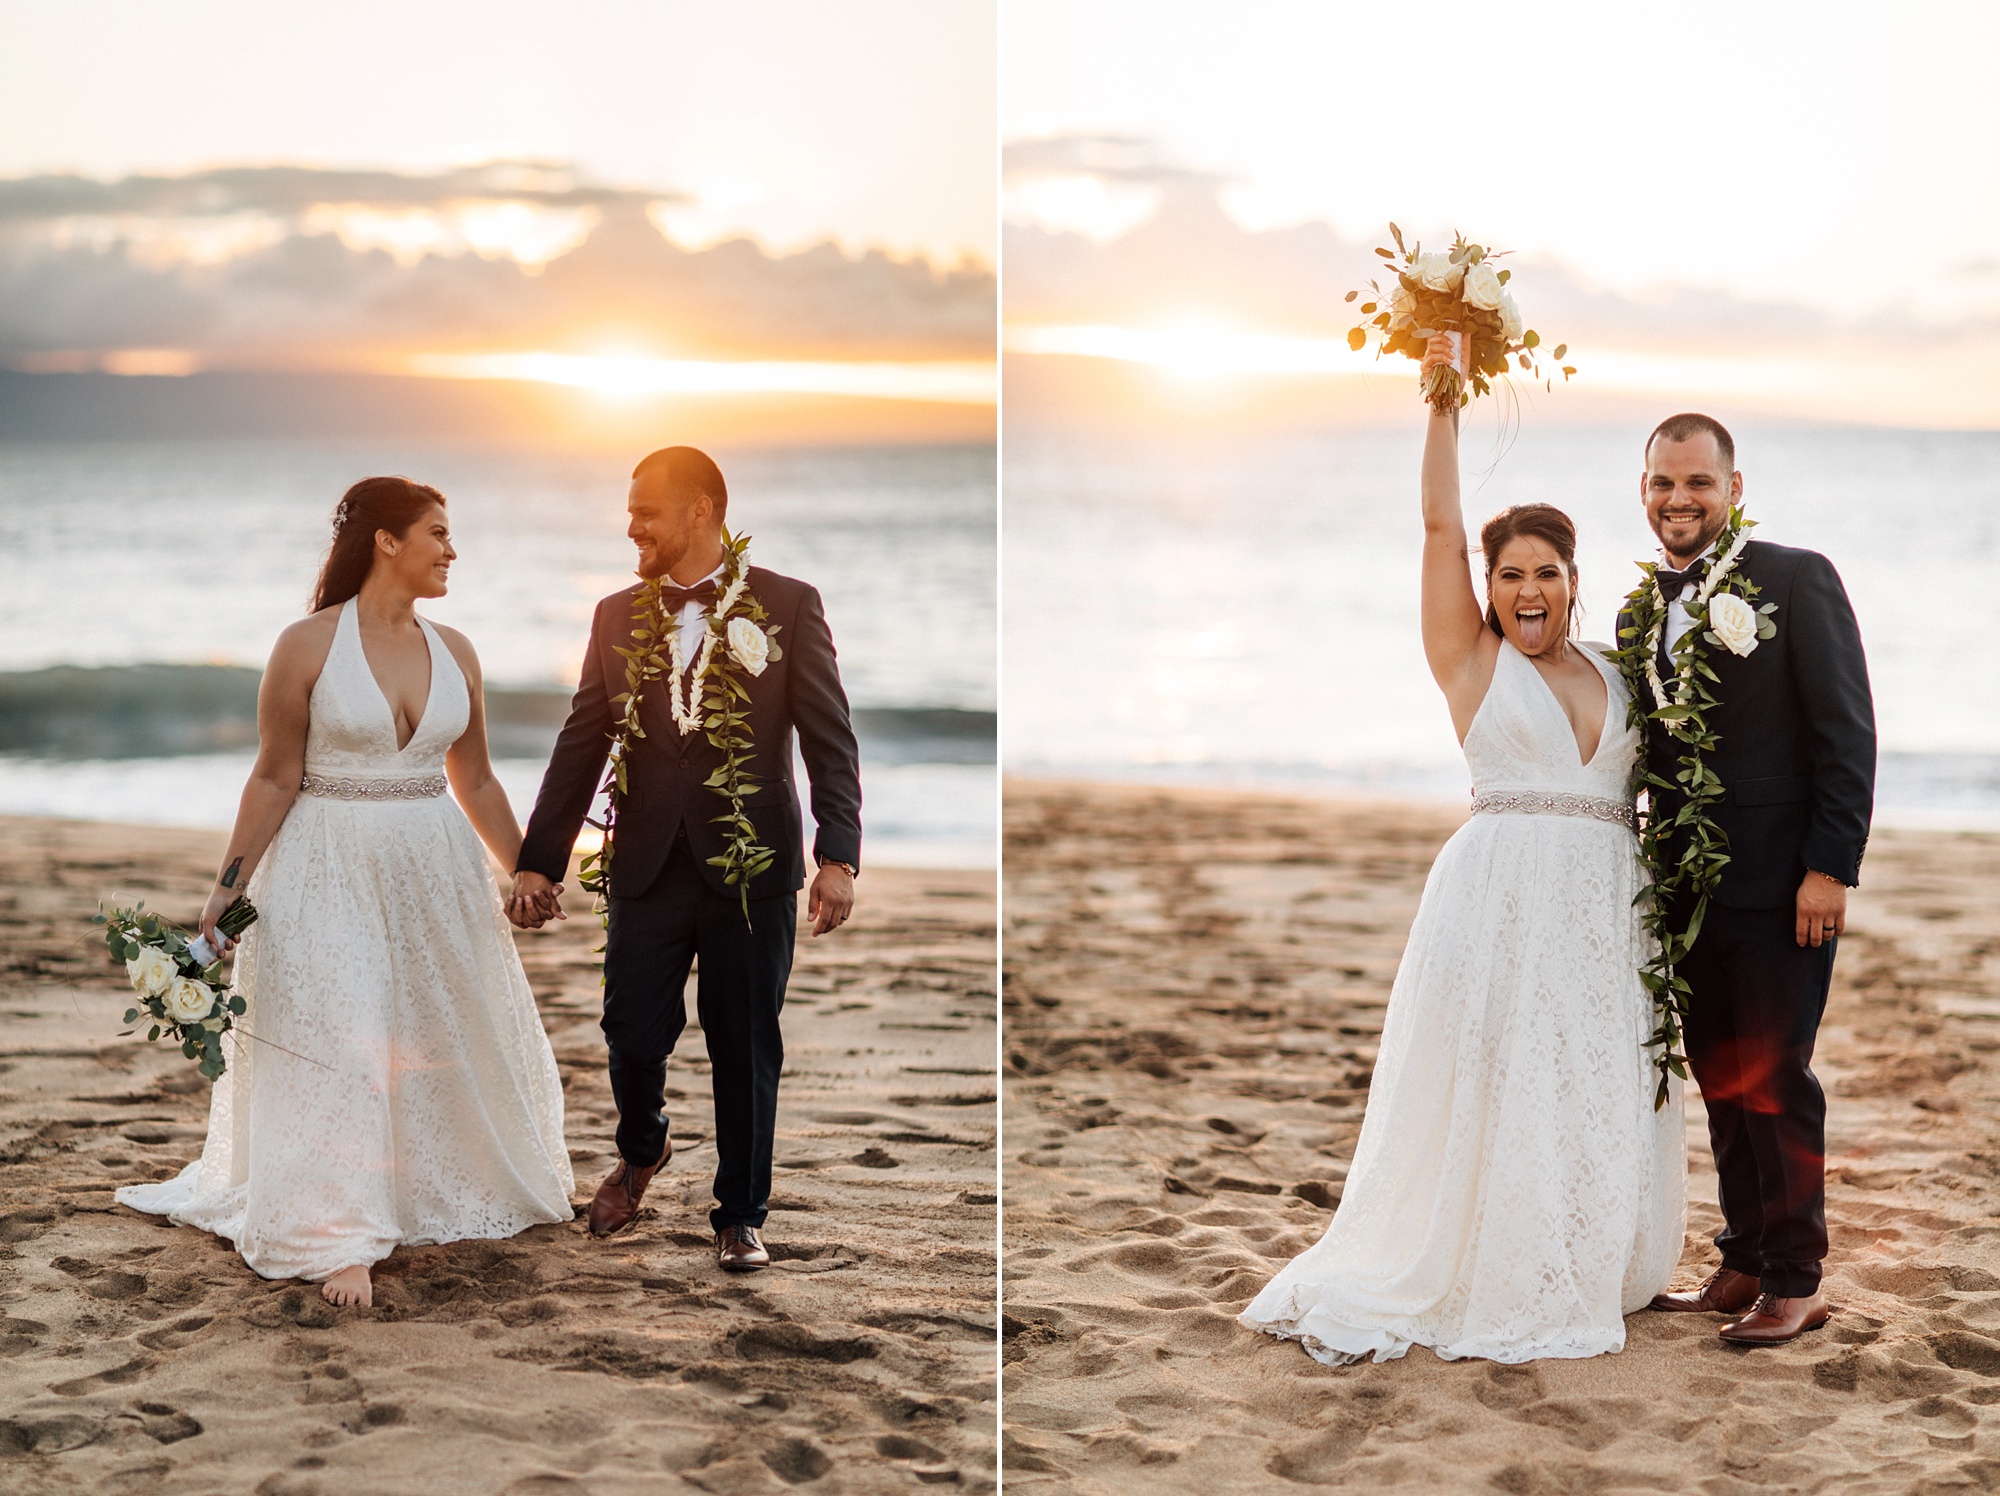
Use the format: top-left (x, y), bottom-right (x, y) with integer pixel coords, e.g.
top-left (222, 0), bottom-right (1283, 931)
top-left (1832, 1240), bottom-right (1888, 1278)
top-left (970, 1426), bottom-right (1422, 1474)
top-left (0, 439), bottom-right (995, 866)
top-left (1004, 422), bottom-right (2000, 829)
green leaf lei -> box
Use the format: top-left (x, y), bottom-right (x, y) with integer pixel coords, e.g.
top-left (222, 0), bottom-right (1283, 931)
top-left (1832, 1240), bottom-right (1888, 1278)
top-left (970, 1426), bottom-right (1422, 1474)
top-left (577, 527), bottom-right (784, 926)
top-left (1609, 505), bottom-right (1779, 1107)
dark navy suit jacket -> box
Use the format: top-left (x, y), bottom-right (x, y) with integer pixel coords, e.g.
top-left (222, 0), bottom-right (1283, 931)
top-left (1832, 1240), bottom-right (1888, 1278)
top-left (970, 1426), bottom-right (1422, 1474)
top-left (518, 566), bottom-right (862, 901)
top-left (1619, 539), bottom-right (1875, 910)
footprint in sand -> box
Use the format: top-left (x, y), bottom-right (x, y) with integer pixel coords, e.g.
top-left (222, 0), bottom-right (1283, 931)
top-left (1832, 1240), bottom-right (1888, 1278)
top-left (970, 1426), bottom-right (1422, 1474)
top-left (0, 1413), bottom-right (107, 1454)
top-left (98, 1459), bottom-right (174, 1496)
top-left (49, 1356), bottom-right (156, 1396)
top-left (1929, 1328), bottom-right (2000, 1376)
top-left (1474, 1362), bottom-right (1546, 1412)
top-left (0, 1207), bottom-right (56, 1245)
top-left (760, 1436), bottom-right (833, 1484)
top-left (876, 1433), bottom-right (946, 1461)
top-left (136, 1313), bottom-right (212, 1351)
top-left (300, 1363), bottom-right (362, 1405)
top-left (51, 1254), bottom-right (149, 1301)
top-left (132, 1400), bottom-right (203, 1444)
top-left (1267, 1417), bottom-right (1375, 1483)
top-left (0, 1315), bottom-right (49, 1355)
top-left (342, 1404), bottom-right (406, 1435)
top-left (1892, 1393), bottom-right (1979, 1449)
top-left (733, 1323), bottom-right (881, 1364)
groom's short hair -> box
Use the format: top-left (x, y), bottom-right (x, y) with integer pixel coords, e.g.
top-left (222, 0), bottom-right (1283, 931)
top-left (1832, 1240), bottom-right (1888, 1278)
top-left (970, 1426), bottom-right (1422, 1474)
top-left (1646, 413), bottom-right (1735, 475)
top-left (633, 445), bottom-right (728, 519)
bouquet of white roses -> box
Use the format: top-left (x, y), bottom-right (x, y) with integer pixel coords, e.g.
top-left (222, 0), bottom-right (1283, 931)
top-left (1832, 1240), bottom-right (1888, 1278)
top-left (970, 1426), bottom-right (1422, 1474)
top-left (98, 897), bottom-right (257, 1080)
top-left (1346, 225), bottom-right (1574, 413)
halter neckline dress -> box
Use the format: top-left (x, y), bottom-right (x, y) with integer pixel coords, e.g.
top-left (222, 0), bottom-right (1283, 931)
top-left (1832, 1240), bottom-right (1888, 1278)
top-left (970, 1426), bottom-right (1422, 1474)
top-left (118, 601), bottom-right (574, 1280)
top-left (1240, 641), bottom-right (1687, 1364)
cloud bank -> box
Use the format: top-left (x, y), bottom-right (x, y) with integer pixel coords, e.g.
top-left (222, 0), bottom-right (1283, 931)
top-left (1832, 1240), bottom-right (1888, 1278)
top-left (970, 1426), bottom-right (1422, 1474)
top-left (1003, 136), bottom-right (2000, 429)
top-left (0, 163), bottom-right (995, 368)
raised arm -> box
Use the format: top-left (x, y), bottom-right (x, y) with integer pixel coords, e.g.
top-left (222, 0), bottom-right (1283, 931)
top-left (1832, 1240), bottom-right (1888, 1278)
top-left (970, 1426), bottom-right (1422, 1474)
top-left (196, 615), bottom-right (333, 945)
top-left (1417, 333), bottom-right (1498, 732)
top-left (437, 626), bottom-right (527, 872)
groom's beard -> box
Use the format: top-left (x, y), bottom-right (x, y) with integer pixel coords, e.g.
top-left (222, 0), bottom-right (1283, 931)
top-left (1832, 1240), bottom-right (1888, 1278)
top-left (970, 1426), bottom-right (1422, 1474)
top-left (1656, 514), bottom-right (1728, 565)
top-left (635, 535), bottom-right (692, 579)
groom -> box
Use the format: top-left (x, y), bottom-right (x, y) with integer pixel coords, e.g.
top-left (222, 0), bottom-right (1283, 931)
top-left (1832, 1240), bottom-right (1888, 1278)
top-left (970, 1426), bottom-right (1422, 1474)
top-left (508, 445), bottom-right (862, 1271)
top-left (1625, 414), bottom-right (1874, 1345)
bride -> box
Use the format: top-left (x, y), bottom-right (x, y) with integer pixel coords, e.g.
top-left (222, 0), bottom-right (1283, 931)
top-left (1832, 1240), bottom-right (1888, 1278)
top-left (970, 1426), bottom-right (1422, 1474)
top-left (1239, 335), bottom-right (1686, 1364)
top-left (117, 476), bottom-right (574, 1307)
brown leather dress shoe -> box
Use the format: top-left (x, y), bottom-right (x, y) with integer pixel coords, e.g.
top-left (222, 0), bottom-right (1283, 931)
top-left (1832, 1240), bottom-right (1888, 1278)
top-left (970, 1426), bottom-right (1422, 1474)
top-left (1648, 1267), bottom-right (1760, 1314)
top-left (587, 1135), bottom-right (672, 1237)
top-left (716, 1224), bottom-right (771, 1272)
top-left (1719, 1290), bottom-right (1832, 1345)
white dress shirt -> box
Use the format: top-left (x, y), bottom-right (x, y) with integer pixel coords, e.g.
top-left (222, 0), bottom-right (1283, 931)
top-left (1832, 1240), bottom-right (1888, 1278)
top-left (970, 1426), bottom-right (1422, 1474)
top-left (1662, 539), bottom-right (1722, 656)
top-left (666, 562), bottom-right (727, 676)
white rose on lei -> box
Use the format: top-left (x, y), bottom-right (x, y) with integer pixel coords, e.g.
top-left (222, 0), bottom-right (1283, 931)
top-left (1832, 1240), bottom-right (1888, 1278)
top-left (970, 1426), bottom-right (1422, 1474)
top-left (1462, 261), bottom-right (1504, 310)
top-left (726, 615), bottom-right (771, 676)
top-left (1414, 252), bottom-right (1463, 293)
top-left (1706, 592), bottom-right (1761, 657)
top-left (163, 975), bottom-right (215, 1025)
top-left (126, 945), bottom-right (176, 997)
top-left (1498, 289), bottom-right (1524, 344)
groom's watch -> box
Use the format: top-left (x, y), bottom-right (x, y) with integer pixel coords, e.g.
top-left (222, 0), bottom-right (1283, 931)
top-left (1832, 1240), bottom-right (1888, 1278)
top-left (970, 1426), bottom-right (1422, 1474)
top-left (818, 857), bottom-right (857, 878)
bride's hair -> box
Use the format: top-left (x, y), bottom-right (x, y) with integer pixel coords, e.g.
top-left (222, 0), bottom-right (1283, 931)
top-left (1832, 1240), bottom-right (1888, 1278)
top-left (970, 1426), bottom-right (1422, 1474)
top-left (1479, 504), bottom-right (1580, 638)
top-left (312, 476), bottom-right (447, 613)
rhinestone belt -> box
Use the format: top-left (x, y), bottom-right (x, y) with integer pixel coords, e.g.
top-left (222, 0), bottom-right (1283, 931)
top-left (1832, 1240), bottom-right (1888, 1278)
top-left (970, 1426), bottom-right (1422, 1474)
top-left (1471, 789), bottom-right (1638, 831)
top-left (300, 773), bottom-right (449, 801)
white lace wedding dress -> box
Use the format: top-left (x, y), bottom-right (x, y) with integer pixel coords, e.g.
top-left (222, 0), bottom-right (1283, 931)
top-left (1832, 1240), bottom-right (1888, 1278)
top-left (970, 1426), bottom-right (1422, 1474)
top-left (1240, 640), bottom-right (1686, 1364)
top-left (118, 600), bottom-right (574, 1280)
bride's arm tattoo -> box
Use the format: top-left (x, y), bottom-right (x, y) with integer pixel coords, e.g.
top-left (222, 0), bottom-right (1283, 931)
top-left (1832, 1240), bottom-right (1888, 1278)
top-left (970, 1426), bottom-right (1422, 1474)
top-left (219, 857), bottom-right (243, 889)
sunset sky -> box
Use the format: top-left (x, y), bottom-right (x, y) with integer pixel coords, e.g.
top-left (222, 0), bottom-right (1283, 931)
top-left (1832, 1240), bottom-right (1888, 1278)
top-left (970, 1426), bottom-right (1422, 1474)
top-left (2, 1), bottom-right (994, 265)
top-left (1002, 0), bottom-right (2000, 428)
top-left (0, 1), bottom-right (995, 434)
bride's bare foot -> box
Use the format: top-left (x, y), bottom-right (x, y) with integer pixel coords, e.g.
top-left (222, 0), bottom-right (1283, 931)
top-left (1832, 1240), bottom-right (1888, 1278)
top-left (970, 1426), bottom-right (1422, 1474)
top-left (321, 1264), bottom-right (372, 1308)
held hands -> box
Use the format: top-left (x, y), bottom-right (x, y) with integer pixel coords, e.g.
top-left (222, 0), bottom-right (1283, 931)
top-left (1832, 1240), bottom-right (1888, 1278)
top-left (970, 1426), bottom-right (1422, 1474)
top-left (506, 870), bottom-right (567, 930)
top-left (1795, 870), bottom-right (1848, 948)
top-left (808, 860), bottom-right (855, 938)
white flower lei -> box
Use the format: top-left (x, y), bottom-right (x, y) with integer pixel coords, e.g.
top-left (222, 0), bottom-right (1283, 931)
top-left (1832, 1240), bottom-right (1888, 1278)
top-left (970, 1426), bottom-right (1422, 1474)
top-left (580, 529), bottom-right (782, 926)
top-left (662, 566), bottom-right (754, 733)
top-left (1640, 518), bottom-right (1755, 712)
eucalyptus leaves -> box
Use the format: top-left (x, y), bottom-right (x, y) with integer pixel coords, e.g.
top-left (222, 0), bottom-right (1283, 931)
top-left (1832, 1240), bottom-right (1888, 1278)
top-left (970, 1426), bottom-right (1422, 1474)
top-left (1346, 225), bottom-right (1574, 413)
top-left (1610, 507), bottom-right (1779, 1107)
top-left (578, 528), bottom-right (784, 926)
top-left (98, 897), bottom-right (258, 1079)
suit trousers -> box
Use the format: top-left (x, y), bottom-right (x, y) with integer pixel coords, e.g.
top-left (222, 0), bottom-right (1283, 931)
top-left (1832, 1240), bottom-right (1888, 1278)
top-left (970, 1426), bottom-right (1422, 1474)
top-left (1678, 902), bottom-right (1836, 1298)
top-left (601, 833), bottom-right (796, 1231)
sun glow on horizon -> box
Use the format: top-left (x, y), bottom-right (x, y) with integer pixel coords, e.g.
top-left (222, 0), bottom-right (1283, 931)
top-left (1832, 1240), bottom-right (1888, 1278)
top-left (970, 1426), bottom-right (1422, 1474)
top-left (1004, 321), bottom-right (2000, 428)
top-left (408, 351), bottom-right (997, 404)
top-left (1005, 321), bottom-right (1375, 379)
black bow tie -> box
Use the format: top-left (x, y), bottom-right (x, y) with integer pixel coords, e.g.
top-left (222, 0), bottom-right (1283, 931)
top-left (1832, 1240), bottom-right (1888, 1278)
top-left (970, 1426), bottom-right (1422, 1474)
top-left (661, 581), bottom-right (719, 611)
top-left (1656, 560), bottom-right (1708, 604)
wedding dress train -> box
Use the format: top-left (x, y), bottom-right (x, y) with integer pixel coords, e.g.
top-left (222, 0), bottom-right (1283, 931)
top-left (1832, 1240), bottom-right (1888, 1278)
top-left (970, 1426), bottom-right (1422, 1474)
top-left (1240, 641), bottom-right (1686, 1364)
top-left (118, 600), bottom-right (574, 1280)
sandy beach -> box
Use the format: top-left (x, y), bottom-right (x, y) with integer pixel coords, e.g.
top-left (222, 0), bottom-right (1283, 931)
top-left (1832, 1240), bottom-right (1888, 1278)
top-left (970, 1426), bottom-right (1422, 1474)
top-left (1003, 779), bottom-right (2000, 1493)
top-left (0, 815), bottom-right (996, 1495)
